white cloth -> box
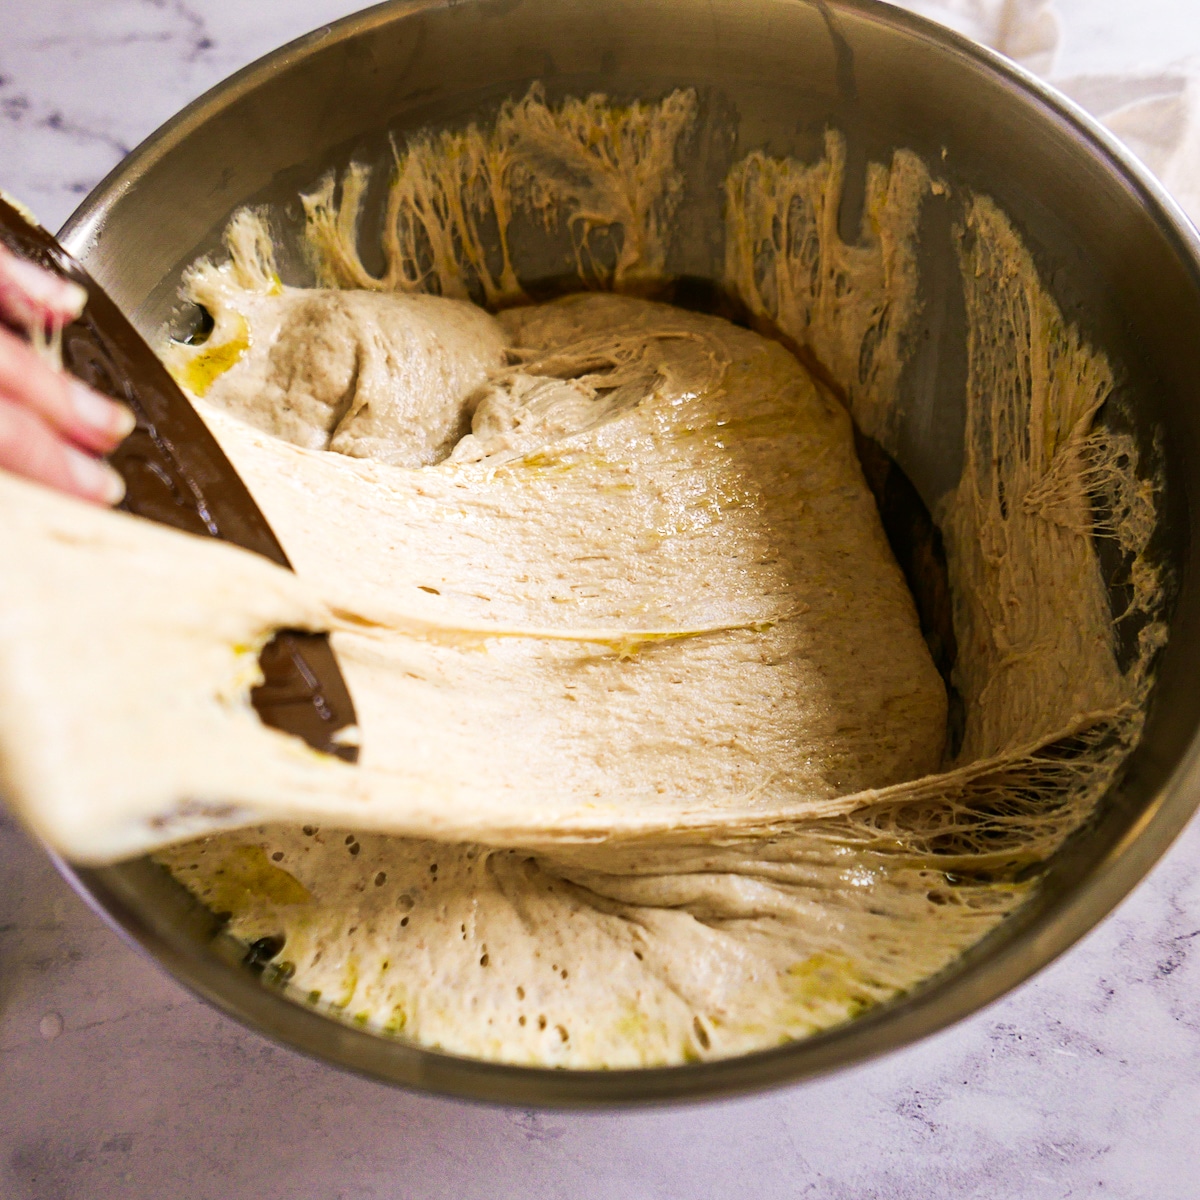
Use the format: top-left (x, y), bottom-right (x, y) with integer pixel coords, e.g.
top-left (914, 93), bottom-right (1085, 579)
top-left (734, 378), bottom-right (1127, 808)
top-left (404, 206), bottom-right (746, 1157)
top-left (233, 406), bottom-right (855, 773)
top-left (900, 0), bottom-right (1061, 74)
top-left (896, 0), bottom-right (1200, 226)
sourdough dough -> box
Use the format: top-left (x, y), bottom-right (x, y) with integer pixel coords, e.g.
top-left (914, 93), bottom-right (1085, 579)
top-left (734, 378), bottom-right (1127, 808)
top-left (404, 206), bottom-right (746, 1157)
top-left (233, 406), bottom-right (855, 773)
top-left (171, 288), bottom-right (949, 1065)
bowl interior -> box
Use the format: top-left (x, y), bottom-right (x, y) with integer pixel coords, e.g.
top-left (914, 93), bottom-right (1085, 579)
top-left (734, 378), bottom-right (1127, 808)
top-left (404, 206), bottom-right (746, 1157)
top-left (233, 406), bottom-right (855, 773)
top-left (57, 0), bottom-right (1200, 1104)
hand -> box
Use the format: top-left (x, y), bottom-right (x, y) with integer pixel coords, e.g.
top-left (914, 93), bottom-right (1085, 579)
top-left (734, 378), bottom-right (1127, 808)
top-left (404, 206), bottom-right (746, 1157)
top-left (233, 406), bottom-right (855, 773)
top-left (0, 244), bottom-right (134, 505)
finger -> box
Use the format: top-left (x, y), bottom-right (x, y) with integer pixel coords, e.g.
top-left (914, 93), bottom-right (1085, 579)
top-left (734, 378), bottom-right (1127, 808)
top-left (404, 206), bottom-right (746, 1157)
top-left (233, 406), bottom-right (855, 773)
top-left (0, 243), bottom-right (87, 329)
top-left (0, 395), bottom-right (125, 505)
top-left (0, 324), bottom-right (135, 453)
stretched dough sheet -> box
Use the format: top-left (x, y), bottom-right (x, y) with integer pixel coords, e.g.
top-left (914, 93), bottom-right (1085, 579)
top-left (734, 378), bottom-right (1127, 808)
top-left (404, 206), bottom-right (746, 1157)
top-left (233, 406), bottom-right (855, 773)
top-left (0, 293), bottom-right (948, 863)
top-left (0, 470), bottom-right (922, 865)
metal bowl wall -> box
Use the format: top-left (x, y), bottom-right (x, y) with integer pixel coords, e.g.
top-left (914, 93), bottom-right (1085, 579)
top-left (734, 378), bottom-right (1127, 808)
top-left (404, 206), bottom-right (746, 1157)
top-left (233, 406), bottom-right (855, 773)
top-left (54, 0), bottom-right (1200, 1105)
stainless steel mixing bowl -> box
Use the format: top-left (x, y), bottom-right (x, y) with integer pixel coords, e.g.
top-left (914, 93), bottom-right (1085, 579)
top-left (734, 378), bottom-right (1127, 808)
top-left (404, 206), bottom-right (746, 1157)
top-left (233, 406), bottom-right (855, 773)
top-left (52, 0), bottom-right (1200, 1105)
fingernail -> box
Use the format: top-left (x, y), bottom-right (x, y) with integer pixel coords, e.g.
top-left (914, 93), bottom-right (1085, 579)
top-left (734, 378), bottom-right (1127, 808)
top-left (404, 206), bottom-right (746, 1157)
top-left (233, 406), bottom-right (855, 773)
top-left (0, 250), bottom-right (87, 322)
top-left (69, 380), bottom-right (136, 439)
top-left (65, 446), bottom-right (126, 505)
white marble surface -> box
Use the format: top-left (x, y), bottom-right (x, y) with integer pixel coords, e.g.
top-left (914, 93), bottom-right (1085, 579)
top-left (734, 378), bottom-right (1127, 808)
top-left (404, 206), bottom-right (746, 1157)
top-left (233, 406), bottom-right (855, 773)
top-left (2, 3), bottom-right (1200, 1197)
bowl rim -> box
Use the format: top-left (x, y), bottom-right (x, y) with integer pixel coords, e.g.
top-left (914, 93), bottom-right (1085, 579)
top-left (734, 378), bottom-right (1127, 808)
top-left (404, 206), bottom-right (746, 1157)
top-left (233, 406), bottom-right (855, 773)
top-left (53, 0), bottom-right (1200, 1106)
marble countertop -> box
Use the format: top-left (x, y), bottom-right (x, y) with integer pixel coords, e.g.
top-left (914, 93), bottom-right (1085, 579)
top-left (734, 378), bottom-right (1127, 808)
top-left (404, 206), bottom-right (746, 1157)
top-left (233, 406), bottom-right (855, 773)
top-left (2, 3), bottom-right (1199, 1197)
